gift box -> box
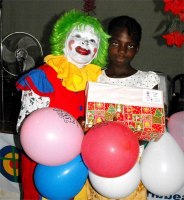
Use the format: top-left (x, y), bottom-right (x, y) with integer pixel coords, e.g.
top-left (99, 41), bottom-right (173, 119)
top-left (85, 82), bottom-right (165, 141)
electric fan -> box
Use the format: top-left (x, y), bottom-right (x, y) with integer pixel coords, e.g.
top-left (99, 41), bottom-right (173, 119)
top-left (2, 32), bottom-right (43, 79)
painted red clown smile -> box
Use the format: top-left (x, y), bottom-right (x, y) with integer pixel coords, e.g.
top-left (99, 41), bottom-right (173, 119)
top-left (76, 46), bottom-right (91, 55)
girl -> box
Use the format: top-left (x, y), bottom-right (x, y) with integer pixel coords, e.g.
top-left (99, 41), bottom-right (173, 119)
top-left (87, 15), bottom-right (160, 200)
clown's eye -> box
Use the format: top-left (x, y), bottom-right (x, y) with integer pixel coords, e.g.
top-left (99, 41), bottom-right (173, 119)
top-left (90, 39), bottom-right (96, 43)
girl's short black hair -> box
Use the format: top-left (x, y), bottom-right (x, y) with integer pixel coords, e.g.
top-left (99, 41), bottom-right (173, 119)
top-left (108, 16), bottom-right (142, 45)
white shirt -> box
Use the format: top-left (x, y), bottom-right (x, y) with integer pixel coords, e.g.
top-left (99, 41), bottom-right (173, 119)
top-left (97, 70), bottom-right (160, 89)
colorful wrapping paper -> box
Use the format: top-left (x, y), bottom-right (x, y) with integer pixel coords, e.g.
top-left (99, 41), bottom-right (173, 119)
top-left (85, 82), bottom-right (165, 141)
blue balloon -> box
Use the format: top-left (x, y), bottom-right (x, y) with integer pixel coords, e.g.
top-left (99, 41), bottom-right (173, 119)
top-left (34, 155), bottom-right (88, 200)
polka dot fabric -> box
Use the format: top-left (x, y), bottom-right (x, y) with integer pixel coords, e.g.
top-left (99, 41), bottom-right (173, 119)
top-left (97, 70), bottom-right (160, 89)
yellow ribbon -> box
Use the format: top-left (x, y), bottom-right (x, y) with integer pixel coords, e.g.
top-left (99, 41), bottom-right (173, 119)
top-left (44, 55), bottom-right (102, 92)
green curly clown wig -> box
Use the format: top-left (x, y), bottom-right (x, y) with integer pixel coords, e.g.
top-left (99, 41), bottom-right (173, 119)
top-left (50, 9), bottom-right (110, 68)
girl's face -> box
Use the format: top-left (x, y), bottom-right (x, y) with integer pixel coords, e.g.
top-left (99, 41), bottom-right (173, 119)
top-left (108, 28), bottom-right (139, 67)
top-left (64, 25), bottom-right (100, 68)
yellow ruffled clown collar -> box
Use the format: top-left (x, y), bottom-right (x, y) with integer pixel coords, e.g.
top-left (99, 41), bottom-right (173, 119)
top-left (44, 55), bottom-right (102, 92)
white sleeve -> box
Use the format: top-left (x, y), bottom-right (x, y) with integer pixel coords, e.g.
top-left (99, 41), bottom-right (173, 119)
top-left (16, 90), bottom-right (50, 133)
top-left (144, 71), bottom-right (160, 89)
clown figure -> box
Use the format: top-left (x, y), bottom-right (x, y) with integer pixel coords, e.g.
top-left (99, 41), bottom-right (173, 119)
top-left (16, 10), bottom-right (109, 200)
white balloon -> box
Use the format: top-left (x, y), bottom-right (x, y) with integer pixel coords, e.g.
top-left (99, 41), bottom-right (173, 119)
top-left (140, 131), bottom-right (184, 196)
top-left (89, 163), bottom-right (141, 199)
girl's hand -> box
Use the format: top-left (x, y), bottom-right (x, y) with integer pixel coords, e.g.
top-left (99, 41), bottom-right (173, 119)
top-left (77, 116), bottom-right (90, 134)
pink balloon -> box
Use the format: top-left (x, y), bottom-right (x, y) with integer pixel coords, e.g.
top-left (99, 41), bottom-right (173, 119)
top-left (167, 111), bottom-right (184, 151)
top-left (20, 107), bottom-right (84, 166)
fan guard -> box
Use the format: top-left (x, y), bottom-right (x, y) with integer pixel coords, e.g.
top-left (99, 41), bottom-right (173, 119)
top-left (2, 32), bottom-right (43, 78)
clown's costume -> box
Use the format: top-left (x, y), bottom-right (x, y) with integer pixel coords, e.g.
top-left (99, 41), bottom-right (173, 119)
top-left (16, 10), bottom-right (109, 200)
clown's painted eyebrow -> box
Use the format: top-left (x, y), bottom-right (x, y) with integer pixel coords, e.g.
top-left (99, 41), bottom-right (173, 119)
top-left (73, 34), bottom-right (81, 38)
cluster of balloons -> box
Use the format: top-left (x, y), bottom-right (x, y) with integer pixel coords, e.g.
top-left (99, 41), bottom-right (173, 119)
top-left (20, 108), bottom-right (88, 199)
top-left (141, 131), bottom-right (184, 195)
top-left (140, 111), bottom-right (184, 196)
top-left (20, 108), bottom-right (184, 199)
top-left (81, 113), bottom-right (184, 198)
top-left (81, 121), bottom-right (141, 198)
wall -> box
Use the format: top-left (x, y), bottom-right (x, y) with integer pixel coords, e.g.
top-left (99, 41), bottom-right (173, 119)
top-left (1, 0), bottom-right (184, 79)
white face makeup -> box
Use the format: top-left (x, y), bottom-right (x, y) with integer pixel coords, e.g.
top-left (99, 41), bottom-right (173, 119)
top-left (64, 25), bottom-right (100, 68)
